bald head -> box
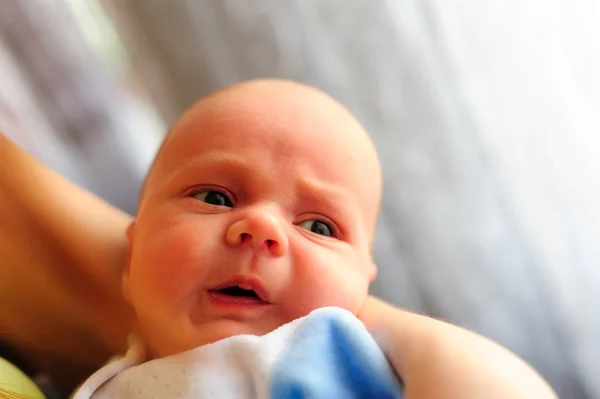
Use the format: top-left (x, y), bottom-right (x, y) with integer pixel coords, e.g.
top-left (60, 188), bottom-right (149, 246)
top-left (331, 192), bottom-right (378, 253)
top-left (165, 80), bottom-right (375, 154)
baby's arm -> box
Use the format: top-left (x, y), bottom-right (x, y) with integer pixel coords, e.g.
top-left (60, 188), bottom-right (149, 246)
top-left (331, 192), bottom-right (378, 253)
top-left (358, 296), bottom-right (556, 398)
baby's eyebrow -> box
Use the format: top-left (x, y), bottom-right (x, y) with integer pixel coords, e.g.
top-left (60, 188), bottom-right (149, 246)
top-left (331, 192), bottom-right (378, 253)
top-left (296, 178), bottom-right (351, 203)
top-left (169, 152), bottom-right (253, 178)
top-left (295, 178), bottom-right (361, 220)
top-left (184, 152), bottom-right (252, 170)
top-left (157, 152), bottom-right (251, 193)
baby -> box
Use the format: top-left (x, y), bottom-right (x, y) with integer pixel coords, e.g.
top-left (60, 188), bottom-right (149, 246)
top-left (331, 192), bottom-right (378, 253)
top-left (74, 80), bottom-right (555, 398)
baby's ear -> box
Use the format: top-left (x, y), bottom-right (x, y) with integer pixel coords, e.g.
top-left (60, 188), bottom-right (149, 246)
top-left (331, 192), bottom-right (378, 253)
top-left (368, 260), bottom-right (378, 283)
top-left (122, 222), bottom-right (136, 302)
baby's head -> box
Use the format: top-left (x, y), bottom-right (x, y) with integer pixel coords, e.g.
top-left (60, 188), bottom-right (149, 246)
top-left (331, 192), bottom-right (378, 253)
top-left (124, 80), bottom-right (382, 358)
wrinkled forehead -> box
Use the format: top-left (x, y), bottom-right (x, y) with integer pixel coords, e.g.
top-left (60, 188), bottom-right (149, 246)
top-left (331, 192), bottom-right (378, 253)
top-left (166, 109), bottom-right (361, 169)
top-left (170, 99), bottom-right (375, 180)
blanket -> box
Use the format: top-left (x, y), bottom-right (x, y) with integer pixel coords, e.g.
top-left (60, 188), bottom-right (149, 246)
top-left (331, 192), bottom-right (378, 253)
top-left (73, 307), bottom-right (403, 398)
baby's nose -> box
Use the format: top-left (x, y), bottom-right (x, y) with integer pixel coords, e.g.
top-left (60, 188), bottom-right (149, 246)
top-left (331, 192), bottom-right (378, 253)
top-left (226, 209), bottom-right (288, 256)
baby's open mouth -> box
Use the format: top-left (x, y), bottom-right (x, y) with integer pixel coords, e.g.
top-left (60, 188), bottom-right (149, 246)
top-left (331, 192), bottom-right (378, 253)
top-left (217, 286), bottom-right (260, 299)
top-left (208, 281), bottom-right (270, 305)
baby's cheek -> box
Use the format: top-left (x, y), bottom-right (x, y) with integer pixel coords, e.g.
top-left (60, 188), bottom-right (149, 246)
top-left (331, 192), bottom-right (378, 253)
top-left (132, 228), bottom-right (209, 299)
top-left (293, 267), bottom-right (367, 316)
top-left (288, 247), bottom-right (366, 313)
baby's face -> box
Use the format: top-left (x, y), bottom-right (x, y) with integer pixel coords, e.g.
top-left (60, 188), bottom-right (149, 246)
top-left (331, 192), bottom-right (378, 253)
top-left (124, 81), bottom-right (381, 358)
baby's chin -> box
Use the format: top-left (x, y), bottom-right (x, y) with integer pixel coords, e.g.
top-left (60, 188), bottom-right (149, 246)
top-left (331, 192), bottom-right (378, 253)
top-left (146, 318), bottom-right (282, 358)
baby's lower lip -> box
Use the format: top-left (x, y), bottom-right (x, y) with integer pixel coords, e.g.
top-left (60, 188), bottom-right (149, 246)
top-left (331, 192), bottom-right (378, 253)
top-left (207, 290), bottom-right (270, 306)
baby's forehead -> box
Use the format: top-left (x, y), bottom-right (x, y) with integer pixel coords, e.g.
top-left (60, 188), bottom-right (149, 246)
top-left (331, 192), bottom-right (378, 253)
top-left (157, 106), bottom-right (365, 170)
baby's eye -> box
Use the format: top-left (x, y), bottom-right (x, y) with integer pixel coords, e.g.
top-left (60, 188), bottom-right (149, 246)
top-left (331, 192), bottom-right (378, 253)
top-left (192, 190), bottom-right (234, 207)
top-left (298, 220), bottom-right (334, 237)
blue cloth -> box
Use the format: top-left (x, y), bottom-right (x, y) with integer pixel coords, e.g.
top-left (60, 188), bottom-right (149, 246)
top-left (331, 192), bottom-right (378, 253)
top-left (271, 308), bottom-right (403, 398)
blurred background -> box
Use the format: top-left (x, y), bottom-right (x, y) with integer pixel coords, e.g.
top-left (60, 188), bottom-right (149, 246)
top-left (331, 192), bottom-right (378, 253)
top-left (1, 0), bottom-right (599, 397)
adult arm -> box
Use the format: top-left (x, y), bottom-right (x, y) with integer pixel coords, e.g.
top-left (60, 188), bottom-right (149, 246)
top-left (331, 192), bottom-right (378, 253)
top-left (0, 134), bottom-right (134, 391)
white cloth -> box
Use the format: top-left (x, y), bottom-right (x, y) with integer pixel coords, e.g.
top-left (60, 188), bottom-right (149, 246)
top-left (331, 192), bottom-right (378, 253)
top-left (73, 307), bottom-right (402, 399)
